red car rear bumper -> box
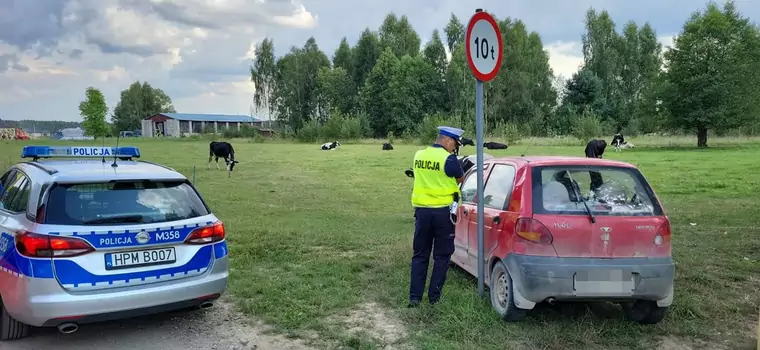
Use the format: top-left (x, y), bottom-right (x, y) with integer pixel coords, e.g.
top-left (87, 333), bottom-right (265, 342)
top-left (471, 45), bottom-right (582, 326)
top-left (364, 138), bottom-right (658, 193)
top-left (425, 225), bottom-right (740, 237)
top-left (503, 254), bottom-right (674, 309)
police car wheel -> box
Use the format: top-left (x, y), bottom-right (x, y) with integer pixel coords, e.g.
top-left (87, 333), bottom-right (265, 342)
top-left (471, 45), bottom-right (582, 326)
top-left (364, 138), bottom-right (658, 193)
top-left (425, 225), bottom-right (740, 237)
top-left (489, 261), bottom-right (526, 322)
top-left (0, 301), bottom-right (30, 340)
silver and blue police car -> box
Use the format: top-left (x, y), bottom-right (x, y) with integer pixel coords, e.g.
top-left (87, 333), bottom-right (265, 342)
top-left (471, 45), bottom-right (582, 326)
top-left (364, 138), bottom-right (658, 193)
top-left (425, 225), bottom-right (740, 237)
top-left (0, 146), bottom-right (228, 340)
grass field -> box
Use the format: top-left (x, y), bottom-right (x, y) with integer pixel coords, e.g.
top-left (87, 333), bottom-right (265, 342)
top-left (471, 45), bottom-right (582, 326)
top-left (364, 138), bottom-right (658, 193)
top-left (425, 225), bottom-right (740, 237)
top-left (2, 136), bottom-right (759, 349)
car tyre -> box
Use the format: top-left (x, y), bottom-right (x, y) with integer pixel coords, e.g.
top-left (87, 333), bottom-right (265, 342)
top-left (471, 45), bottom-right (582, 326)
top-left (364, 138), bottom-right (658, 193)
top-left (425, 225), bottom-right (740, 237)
top-left (0, 300), bottom-right (29, 340)
top-left (489, 260), bottom-right (526, 322)
top-left (621, 300), bottom-right (668, 325)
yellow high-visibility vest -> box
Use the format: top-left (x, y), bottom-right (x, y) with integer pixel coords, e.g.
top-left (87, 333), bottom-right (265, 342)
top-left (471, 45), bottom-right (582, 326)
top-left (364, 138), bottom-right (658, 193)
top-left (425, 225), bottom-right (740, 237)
top-left (411, 146), bottom-right (461, 208)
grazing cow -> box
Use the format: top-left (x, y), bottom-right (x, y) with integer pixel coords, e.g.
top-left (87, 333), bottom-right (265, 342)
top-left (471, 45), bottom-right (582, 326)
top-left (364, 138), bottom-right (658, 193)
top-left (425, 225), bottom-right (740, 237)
top-left (382, 143), bottom-right (394, 151)
top-left (321, 141), bottom-right (341, 150)
top-left (208, 141), bottom-right (239, 174)
top-left (484, 141), bottom-right (508, 150)
top-left (584, 139), bottom-right (607, 158)
top-left (611, 133), bottom-right (625, 148)
top-left (460, 137), bottom-right (475, 147)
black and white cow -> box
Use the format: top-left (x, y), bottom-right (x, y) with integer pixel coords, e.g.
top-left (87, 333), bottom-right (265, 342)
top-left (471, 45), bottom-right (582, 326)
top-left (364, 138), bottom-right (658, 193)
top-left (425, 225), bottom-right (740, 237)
top-left (611, 133), bottom-right (635, 151)
top-left (460, 137), bottom-right (475, 147)
top-left (484, 141), bottom-right (508, 150)
top-left (208, 141), bottom-right (239, 174)
top-left (611, 133), bottom-right (625, 148)
top-left (584, 139), bottom-right (607, 158)
top-left (382, 143), bottom-right (394, 150)
top-left (321, 141), bottom-right (341, 150)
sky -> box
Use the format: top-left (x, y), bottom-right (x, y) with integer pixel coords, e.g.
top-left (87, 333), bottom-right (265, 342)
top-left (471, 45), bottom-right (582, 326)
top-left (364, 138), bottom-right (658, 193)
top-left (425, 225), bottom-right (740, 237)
top-left (0, 0), bottom-right (757, 122)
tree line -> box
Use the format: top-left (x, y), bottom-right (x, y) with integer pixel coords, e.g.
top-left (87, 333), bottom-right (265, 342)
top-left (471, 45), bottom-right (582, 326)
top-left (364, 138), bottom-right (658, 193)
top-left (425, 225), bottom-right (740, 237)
top-left (250, 1), bottom-right (760, 147)
top-left (0, 119), bottom-right (80, 133)
top-left (78, 82), bottom-right (177, 138)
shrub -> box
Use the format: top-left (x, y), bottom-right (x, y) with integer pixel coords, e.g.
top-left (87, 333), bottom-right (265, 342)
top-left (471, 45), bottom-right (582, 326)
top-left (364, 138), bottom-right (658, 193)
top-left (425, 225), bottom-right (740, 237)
top-left (569, 108), bottom-right (603, 143)
top-left (293, 110), bottom-right (370, 143)
top-left (492, 120), bottom-right (522, 144)
top-left (416, 113), bottom-right (448, 144)
top-left (295, 119), bottom-right (322, 143)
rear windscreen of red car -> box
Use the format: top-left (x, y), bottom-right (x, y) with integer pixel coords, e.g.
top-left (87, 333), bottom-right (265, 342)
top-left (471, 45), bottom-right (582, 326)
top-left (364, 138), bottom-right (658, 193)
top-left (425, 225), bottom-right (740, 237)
top-left (44, 181), bottom-right (210, 225)
top-left (531, 166), bottom-right (663, 216)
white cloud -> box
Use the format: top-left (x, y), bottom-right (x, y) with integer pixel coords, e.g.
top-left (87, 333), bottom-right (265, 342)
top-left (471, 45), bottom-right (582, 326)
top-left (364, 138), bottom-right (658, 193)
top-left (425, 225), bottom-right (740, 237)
top-left (545, 41), bottom-right (584, 79)
top-left (0, 0), bottom-right (317, 120)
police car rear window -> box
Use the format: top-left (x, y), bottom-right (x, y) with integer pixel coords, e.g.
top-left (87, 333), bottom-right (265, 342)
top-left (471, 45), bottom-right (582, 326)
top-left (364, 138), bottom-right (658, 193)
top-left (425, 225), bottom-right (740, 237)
top-left (43, 181), bottom-right (210, 225)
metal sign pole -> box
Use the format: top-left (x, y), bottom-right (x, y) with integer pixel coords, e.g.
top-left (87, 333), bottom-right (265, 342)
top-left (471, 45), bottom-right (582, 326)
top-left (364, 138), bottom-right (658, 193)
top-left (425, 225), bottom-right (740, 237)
top-left (475, 79), bottom-right (486, 297)
top-left (466, 8), bottom-right (503, 298)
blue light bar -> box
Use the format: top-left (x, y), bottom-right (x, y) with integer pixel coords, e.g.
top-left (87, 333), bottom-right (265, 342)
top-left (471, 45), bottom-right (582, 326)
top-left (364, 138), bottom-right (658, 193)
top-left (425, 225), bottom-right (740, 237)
top-left (21, 146), bottom-right (141, 159)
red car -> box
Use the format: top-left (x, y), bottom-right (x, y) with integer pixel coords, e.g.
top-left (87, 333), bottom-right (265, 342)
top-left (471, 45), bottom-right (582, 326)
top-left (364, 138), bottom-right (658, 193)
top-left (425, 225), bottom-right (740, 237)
top-left (451, 156), bottom-right (674, 324)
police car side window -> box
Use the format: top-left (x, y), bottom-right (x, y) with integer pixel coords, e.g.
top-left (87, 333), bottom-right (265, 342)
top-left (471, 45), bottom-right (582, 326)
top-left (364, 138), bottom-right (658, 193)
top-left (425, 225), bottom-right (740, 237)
top-left (460, 173), bottom-right (478, 203)
top-left (0, 169), bottom-right (16, 190)
top-left (1, 175), bottom-right (31, 213)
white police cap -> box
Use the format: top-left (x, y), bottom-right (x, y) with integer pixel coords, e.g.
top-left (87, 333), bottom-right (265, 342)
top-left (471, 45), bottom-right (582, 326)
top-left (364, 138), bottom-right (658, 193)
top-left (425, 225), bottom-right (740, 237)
top-left (437, 126), bottom-right (464, 140)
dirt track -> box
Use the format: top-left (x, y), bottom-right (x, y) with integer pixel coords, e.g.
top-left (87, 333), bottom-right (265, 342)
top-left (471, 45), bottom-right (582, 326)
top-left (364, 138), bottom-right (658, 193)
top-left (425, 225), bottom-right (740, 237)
top-left (0, 298), bottom-right (311, 350)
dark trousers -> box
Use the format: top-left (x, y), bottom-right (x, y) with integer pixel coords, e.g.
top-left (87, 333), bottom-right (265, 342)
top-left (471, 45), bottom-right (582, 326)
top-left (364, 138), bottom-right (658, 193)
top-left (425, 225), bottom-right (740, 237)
top-left (409, 207), bottom-right (455, 302)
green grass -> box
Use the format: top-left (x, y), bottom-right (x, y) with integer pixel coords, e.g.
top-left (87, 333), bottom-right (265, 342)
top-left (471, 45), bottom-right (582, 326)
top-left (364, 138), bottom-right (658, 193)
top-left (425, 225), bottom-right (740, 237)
top-left (2, 137), bottom-right (759, 349)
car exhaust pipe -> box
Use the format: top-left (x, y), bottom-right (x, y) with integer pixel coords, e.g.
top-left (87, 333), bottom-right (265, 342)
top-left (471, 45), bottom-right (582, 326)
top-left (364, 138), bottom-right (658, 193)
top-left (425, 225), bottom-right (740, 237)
top-left (199, 301), bottom-right (214, 309)
top-left (546, 297), bottom-right (556, 305)
top-left (57, 322), bottom-right (79, 334)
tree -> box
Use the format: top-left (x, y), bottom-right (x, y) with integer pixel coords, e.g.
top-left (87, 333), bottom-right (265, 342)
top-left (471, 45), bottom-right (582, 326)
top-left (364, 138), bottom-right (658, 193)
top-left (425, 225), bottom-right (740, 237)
top-left (386, 54), bottom-right (447, 133)
top-left (250, 38), bottom-right (278, 121)
top-left (378, 14), bottom-right (421, 58)
top-left (360, 47), bottom-right (399, 137)
top-left (484, 17), bottom-right (557, 134)
top-left (563, 68), bottom-right (606, 112)
top-left (351, 29), bottom-right (381, 91)
top-left (445, 42), bottom-right (474, 118)
top-left (333, 37), bottom-right (353, 73)
top-left (79, 87), bottom-right (109, 138)
top-left (443, 13), bottom-right (464, 52)
top-left (423, 29), bottom-right (447, 77)
top-left (271, 37), bottom-right (331, 131)
top-left (112, 81), bottom-right (176, 133)
top-left (662, 1), bottom-right (760, 147)
top-left (581, 9), bottom-right (624, 126)
top-left (316, 67), bottom-right (355, 117)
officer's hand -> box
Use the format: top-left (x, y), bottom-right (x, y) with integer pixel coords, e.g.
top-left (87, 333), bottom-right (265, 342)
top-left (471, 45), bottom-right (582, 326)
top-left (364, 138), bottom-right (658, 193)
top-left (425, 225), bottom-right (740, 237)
top-left (404, 169), bottom-right (414, 178)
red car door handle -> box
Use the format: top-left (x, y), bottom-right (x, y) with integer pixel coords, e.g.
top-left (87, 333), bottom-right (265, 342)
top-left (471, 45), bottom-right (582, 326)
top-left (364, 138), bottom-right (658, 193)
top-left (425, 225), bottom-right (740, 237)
top-left (463, 210), bottom-right (468, 216)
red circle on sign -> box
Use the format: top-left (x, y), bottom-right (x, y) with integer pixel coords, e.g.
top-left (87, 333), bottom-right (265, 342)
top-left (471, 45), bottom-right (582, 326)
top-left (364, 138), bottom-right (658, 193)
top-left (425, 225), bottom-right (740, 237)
top-left (465, 11), bottom-right (503, 82)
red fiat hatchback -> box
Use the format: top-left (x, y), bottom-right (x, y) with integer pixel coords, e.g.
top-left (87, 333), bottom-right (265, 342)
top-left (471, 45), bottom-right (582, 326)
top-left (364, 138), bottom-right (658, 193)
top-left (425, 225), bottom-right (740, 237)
top-left (451, 156), bottom-right (674, 324)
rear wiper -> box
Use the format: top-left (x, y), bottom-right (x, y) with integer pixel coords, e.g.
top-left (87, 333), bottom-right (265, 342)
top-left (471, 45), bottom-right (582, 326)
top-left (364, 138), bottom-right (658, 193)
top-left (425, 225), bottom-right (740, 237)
top-left (564, 171), bottom-right (596, 224)
top-left (83, 215), bottom-right (146, 225)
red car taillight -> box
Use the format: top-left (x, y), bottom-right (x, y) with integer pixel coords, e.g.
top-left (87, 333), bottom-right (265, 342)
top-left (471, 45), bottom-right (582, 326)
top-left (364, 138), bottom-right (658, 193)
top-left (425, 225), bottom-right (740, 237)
top-left (654, 219), bottom-right (671, 246)
top-left (515, 218), bottom-right (553, 245)
top-left (184, 222), bottom-right (225, 245)
top-left (15, 231), bottom-right (94, 258)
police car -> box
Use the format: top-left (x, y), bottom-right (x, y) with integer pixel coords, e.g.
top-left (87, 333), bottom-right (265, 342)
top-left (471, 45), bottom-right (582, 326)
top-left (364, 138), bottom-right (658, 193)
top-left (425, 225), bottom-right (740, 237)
top-left (0, 146), bottom-right (228, 340)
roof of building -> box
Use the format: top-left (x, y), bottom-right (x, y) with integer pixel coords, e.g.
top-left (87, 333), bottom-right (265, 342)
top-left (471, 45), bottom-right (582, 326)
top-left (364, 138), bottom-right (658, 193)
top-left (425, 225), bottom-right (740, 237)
top-left (150, 113), bottom-right (262, 123)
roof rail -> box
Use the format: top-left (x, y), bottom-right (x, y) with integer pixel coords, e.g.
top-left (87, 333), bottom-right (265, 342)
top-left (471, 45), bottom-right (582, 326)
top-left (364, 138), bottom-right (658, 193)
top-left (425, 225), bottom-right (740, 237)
top-left (138, 160), bottom-right (176, 172)
top-left (21, 161), bottom-right (58, 175)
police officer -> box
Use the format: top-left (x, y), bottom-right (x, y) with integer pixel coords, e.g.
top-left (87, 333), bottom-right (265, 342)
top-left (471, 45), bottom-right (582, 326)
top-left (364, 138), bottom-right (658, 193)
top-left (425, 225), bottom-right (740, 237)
top-left (408, 126), bottom-right (465, 307)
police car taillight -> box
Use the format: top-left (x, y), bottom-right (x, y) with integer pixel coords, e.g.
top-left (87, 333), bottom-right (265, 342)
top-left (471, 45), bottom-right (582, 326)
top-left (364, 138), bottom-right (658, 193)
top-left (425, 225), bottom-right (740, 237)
top-left (15, 231), bottom-right (94, 258)
top-left (184, 222), bottom-right (225, 245)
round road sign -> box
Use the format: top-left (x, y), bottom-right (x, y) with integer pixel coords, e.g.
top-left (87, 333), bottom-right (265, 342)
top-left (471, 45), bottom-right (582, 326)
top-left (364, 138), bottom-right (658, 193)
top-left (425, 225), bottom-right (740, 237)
top-left (465, 11), bottom-right (503, 82)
